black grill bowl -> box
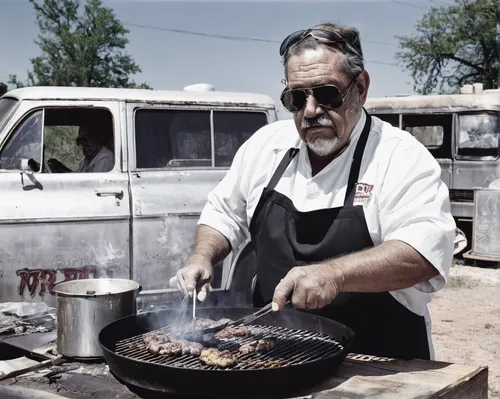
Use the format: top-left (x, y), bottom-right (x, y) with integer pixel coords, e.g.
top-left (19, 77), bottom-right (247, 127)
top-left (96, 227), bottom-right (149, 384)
top-left (99, 307), bottom-right (354, 398)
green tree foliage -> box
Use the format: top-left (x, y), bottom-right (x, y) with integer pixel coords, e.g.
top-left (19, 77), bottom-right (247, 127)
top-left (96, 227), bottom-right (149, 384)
top-left (12, 0), bottom-right (150, 89)
top-left (0, 83), bottom-right (7, 96)
top-left (395, 0), bottom-right (498, 94)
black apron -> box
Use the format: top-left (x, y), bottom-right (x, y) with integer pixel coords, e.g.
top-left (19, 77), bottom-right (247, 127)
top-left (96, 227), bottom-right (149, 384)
top-left (249, 112), bottom-right (430, 360)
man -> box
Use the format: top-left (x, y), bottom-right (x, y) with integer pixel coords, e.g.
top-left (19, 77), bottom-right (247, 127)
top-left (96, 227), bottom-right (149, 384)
top-left (48, 122), bottom-right (114, 173)
top-left (175, 23), bottom-right (455, 360)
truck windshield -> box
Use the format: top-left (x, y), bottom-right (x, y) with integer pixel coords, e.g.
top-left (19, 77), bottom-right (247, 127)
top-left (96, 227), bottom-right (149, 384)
top-left (0, 98), bottom-right (18, 130)
top-left (457, 113), bottom-right (500, 159)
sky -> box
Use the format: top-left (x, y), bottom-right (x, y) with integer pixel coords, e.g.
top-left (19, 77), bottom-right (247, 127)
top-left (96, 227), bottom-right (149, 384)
top-left (0, 0), bottom-right (441, 119)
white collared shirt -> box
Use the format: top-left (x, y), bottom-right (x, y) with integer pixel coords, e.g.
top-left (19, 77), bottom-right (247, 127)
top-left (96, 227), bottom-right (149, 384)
top-left (198, 111), bottom-right (456, 359)
top-left (75, 146), bottom-right (114, 173)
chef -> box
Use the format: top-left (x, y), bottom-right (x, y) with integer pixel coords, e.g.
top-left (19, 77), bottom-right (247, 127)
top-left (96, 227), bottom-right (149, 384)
top-left (175, 23), bottom-right (456, 361)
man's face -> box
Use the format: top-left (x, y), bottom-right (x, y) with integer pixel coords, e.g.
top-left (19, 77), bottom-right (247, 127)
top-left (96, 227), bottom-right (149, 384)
top-left (286, 47), bottom-right (369, 157)
top-left (77, 126), bottom-right (99, 157)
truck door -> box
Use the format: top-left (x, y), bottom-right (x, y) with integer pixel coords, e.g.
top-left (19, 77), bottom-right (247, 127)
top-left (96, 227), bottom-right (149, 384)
top-left (0, 101), bottom-right (131, 306)
top-left (126, 104), bottom-right (269, 303)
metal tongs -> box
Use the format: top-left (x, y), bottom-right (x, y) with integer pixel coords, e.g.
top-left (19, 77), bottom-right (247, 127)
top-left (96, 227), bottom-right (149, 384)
top-left (194, 300), bottom-right (291, 335)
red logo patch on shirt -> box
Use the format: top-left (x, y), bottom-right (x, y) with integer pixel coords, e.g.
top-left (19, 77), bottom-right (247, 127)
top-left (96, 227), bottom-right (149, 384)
top-left (354, 183), bottom-right (374, 201)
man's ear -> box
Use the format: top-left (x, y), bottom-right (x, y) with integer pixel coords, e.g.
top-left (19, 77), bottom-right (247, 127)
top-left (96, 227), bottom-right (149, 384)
top-left (356, 71), bottom-right (370, 105)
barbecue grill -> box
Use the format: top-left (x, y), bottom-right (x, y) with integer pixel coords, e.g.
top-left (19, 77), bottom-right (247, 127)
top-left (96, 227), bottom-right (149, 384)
top-left (99, 307), bottom-right (355, 398)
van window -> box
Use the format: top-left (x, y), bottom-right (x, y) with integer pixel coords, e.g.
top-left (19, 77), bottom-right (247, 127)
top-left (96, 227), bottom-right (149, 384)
top-left (0, 107), bottom-right (115, 173)
top-left (135, 109), bottom-right (211, 169)
top-left (134, 109), bottom-right (268, 169)
top-left (402, 114), bottom-right (452, 158)
top-left (0, 98), bottom-right (18, 130)
top-left (0, 110), bottom-right (43, 170)
top-left (457, 113), bottom-right (500, 159)
top-left (213, 111), bottom-right (267, 167)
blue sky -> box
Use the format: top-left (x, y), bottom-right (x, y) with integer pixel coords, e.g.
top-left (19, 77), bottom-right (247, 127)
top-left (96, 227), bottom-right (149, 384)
top-left (1, 0), bottom-right (437, 118)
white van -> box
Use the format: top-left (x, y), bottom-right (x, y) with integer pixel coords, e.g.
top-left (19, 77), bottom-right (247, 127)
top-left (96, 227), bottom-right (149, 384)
top-left (0, 85), bottom-right (277, 308)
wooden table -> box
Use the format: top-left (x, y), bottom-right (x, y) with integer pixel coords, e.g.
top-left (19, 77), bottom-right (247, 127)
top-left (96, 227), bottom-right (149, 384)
top-left (0, 353), bottom-right (488, 399)
top-left (292, 353), bottom-right (488, 399)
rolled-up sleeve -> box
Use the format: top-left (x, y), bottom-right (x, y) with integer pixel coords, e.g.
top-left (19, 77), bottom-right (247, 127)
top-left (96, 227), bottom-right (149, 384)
top-left (378, 139), bottom-right (456, 293)
top-left (197, 141), bottom-right (251, 253)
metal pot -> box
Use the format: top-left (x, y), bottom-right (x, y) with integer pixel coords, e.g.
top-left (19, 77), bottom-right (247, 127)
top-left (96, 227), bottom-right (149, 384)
top-left (53, 278), bottom-right (141, 359)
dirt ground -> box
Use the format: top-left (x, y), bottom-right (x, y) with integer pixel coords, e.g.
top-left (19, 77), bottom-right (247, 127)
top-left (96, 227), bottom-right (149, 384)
top-left (429, 262), bottom-right (500, 398)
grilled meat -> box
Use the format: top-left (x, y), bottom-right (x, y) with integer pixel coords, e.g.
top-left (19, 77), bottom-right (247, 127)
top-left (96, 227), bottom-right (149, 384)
top-left (143, 330), bottom-right (204, 356)
top-left (147, 341), bottom-right (183, 356)
top-left (239, 338), bottom-right (276, 354)
top-left (174, 339), bottom-right (205, 356)
top-left (143, 331), bottom-right (171, 345)
top-left (215, 326), bottom-right (250, 339)
top-left (250, 360), bottom-right (285, 368)
top-left (199, 348), bottom-right (237, 368)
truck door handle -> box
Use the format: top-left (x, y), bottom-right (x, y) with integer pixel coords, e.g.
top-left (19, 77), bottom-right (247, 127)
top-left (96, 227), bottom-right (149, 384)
top-left (95, 189), bottom-right (124, 200)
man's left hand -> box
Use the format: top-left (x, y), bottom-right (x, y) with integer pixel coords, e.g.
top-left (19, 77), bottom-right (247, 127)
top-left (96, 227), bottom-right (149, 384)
top-left (272, 264), bottom-right (344, 311)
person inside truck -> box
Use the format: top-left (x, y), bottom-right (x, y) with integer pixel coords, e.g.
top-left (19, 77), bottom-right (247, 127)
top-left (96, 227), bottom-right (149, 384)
top-left (47, 121), bottom-right (114, 173)
top-left (174, 23), bottom-right (455, 361)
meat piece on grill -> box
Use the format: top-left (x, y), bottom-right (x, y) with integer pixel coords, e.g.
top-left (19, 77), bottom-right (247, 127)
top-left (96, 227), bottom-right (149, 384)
top-left (199, 348), bottom-right (237, 368)
top-left (159, 342), bottom-right (183, 356)
top-left (147, 341), bottom-right (183, 356)
top-left (251, 360), bottom-right (284, 368)
top-left (215, 326), bottom-right (250, 339)
top-left (239, 338), bottom-right (276, 354)
top-left (143, 331), bottom-right (170, 345)
top-left (172, 339), bottom-right (205, 356)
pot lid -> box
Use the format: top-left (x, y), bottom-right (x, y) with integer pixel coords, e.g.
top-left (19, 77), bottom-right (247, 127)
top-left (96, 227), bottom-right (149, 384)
top-left (52, 278), bottom-right (140, 297)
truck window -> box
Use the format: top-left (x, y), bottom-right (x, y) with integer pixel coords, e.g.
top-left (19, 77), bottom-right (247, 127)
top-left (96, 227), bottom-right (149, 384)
top-left (0, 98), bottom-right (18, 130)
top-left (0, 110), bottom-right (43, 170)
top-left (135, 109), bottom-right (211, 169)
top-left (213, 111), bottom-right (268, 167)
top-left (457, 113), bottom-right (500, 159)
top-left (134, 109), bottom-right (268, 169)
top-left (402, 114), bottom-right (452, 159)
top-left (371, 113), bottom-right (399, 128)
top-left (0, 107), bottom-right (115, 173)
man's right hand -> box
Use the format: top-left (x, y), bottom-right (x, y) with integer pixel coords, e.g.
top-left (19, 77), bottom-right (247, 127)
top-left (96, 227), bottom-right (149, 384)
top-left (175, 258), bottom-right (213, 302)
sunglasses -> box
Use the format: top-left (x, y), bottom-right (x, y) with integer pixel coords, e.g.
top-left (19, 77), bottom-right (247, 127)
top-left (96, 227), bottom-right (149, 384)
top-left (279, 28), bottom-right (362, 58)
top-left (280, 81), bottom-right (354, 113)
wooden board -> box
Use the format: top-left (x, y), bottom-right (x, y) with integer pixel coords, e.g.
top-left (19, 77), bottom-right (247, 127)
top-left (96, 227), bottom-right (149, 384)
top-left (292, 353), bottom-right (488, 399)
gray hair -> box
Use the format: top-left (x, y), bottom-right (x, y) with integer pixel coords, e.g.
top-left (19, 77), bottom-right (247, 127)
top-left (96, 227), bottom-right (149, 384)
top-left (282, 23), bottom-right (365, 81)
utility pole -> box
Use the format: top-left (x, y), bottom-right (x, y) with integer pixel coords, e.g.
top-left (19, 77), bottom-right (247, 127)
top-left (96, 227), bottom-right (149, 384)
top-left (496, 3), bottom-right (500, 88)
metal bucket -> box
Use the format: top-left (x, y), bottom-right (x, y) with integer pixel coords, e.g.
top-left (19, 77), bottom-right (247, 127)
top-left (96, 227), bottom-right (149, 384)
top-left (53, 278), bottom-right (141, 359)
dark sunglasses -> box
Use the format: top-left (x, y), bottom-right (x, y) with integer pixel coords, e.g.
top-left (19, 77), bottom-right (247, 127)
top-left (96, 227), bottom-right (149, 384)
top-left (280, 81), bottom-right (354, 113)
top-left (279, 28), bottom-right (362, 58)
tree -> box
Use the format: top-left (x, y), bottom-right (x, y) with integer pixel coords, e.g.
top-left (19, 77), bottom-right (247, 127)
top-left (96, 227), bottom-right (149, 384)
top-left (0, 83), bottom-right (7, 96)
top-left (13, 0), bottom-right (150, 89)
top-left (395, 0), bottom-right (498, 94)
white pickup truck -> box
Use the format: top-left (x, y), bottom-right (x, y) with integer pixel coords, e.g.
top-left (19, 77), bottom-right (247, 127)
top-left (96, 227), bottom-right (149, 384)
top-left (0, 84), bottom-right (277, 308)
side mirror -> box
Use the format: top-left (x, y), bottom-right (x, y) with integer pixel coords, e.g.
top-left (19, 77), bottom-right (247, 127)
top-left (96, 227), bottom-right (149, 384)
top-left (20, 158), bottom-right (42, 190)
top-left (20, 158), bottom-right (34, 174)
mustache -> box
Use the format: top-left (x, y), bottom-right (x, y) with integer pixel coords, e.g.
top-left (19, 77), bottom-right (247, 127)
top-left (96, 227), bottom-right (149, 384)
top-left (301, 116), bottom-right (334, 130)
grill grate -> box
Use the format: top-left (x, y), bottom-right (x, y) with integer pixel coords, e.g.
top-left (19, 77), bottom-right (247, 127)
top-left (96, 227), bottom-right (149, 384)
top-left (114, 324), bottom-right (345, 371)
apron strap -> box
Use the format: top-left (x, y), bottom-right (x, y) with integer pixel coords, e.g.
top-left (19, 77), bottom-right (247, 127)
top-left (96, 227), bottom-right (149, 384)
top-left (266, 147), bottom-right (300, 190)
top-left (344, 110), bottom-right (372, 206)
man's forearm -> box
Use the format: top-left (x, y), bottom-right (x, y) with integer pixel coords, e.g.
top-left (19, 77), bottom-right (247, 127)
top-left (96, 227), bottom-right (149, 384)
top-left (189, 224), bottom-right (231, 267)
top-left (328, 240), bottom-right (440, 293)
